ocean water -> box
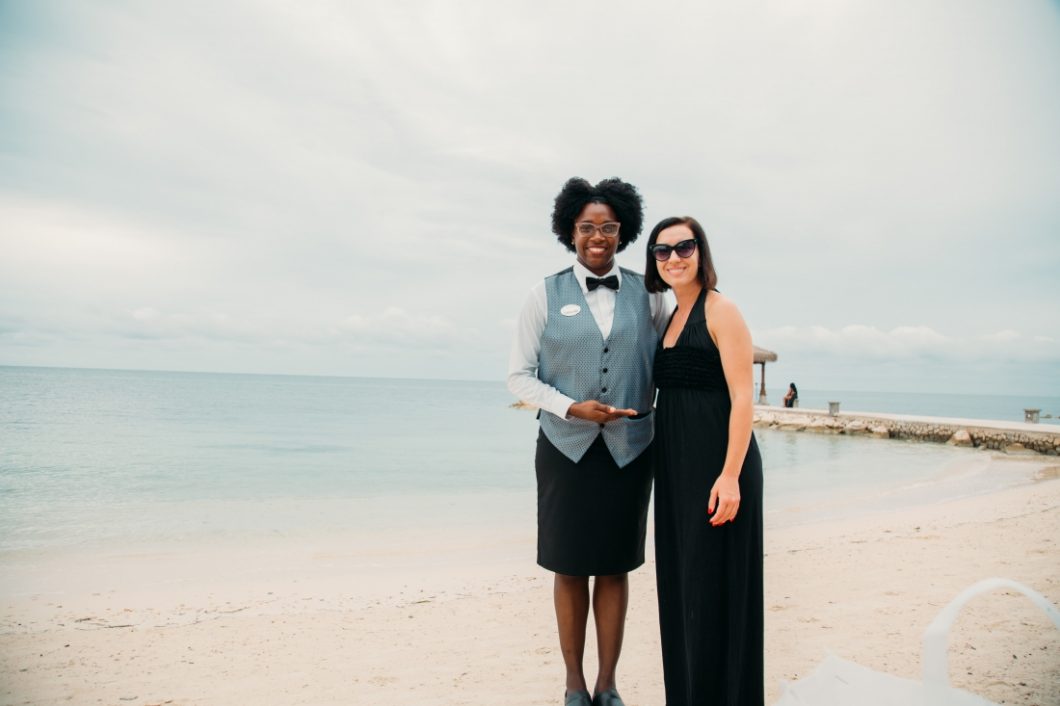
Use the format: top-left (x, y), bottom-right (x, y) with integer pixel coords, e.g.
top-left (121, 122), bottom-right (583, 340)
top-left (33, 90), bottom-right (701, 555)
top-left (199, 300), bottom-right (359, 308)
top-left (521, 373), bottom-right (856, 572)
top-left (0, 366), bottom-right (534, 553)
top-left (0, 366), bottom-right (1051, 553)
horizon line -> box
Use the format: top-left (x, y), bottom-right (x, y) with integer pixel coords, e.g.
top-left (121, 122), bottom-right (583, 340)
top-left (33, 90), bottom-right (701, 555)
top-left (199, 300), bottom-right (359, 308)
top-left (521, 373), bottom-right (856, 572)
top-left (1, 363), bottom-right (1058, 399)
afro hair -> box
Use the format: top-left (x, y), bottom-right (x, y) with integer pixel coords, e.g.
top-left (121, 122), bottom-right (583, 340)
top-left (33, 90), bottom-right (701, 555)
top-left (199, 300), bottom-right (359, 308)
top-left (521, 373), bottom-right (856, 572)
top-left (550, 177), bottom-right (644, 253)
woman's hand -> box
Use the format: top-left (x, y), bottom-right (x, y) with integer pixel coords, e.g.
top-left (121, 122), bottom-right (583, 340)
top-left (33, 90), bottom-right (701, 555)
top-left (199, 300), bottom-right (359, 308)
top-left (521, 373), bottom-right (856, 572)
top-left (567, 400), bottom-right (637, 423)
top-left (708, 473), bottom-right (741, 526)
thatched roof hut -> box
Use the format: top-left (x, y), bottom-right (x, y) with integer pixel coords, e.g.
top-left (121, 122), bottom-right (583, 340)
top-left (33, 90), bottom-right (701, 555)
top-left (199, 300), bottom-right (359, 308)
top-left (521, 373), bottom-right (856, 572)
top-left (753, 345), bottom-right (778, 404)
top-left (753, 346), bottom-right (778, 365)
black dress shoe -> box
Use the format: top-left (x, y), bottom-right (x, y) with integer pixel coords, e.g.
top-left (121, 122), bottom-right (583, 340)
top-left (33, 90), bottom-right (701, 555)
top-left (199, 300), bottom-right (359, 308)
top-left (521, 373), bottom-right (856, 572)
top-left (592, 689), bottom-right (625, 706)
top-left (565, 689), bottom-right (592, 706)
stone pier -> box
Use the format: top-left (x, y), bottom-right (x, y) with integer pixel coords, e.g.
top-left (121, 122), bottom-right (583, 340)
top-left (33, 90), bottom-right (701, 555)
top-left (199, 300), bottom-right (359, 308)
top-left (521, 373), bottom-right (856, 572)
top-left (754, 406), bottom-right (1060, 456)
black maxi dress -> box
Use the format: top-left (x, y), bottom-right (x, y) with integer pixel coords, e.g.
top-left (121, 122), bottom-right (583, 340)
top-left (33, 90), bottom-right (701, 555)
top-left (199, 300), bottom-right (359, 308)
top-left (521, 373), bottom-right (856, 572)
top-left (653, 288), bottom-right (764, 706)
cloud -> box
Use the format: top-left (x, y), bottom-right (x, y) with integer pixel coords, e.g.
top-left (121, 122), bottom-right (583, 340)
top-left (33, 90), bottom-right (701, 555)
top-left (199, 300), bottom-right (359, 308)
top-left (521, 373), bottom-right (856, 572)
top-left (113, 309), bottom-right (277, 343)
top-left (756, 324), bottom-right (1060, 364)
top-left (1, 303), bottom-right (477, 361)
top-left (335, 307), bottom-right (470, 350)
top-left (1, 1), bottom-right (1058, 389)
top-left (0, 194), bottom-right (189, 276)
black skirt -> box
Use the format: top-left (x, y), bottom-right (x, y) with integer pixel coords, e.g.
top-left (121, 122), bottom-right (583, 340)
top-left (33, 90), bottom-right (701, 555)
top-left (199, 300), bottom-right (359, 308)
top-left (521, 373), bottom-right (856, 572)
top-left (535, 429), bottom-right (653, 576)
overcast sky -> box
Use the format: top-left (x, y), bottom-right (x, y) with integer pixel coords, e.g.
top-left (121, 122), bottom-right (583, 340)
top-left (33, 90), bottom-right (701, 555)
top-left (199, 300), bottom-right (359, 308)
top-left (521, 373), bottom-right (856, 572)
top-left (2, 0), bottom-right (1058, 395)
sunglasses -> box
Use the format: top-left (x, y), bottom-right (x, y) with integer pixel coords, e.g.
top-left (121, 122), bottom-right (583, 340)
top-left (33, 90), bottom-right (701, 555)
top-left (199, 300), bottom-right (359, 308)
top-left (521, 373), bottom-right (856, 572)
top-left (650, 238), bottom-right (697, 262)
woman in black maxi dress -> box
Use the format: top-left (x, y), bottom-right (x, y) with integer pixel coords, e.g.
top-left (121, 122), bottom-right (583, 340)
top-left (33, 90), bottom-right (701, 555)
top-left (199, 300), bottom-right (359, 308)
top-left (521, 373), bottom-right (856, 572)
top-left (645, 217), bottom-right (764, 706)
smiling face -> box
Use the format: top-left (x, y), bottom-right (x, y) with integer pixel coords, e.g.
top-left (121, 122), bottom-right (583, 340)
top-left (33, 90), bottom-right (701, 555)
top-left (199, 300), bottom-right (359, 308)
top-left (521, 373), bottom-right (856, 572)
top-left (655, 224), bottom-right (700, 290)
top-left (572, 202), bottom-right (619, 275)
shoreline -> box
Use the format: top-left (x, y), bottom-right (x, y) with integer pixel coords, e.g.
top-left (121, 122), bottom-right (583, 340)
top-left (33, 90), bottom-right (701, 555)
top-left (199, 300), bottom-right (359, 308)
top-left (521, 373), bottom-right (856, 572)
top-left (3, 463), bottom-right (1059, 704)
top-left (3, 444), bottom-right (1047, 558)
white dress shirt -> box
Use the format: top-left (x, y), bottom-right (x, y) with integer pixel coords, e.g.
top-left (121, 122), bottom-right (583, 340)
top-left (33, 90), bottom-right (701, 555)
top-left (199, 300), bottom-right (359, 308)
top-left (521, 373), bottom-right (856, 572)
top-left (507, 261), bottom-right (671, 419)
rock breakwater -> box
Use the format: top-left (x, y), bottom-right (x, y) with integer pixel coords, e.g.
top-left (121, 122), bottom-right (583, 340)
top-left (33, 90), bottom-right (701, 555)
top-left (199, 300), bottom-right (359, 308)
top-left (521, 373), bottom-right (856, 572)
top-left (754, 407), bottom-right (1060, 456)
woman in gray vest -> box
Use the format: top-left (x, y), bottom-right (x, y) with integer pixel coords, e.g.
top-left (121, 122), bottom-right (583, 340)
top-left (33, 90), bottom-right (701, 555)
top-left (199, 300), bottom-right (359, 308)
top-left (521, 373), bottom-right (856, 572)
top-left (508, 177), bottom-right (668, 706)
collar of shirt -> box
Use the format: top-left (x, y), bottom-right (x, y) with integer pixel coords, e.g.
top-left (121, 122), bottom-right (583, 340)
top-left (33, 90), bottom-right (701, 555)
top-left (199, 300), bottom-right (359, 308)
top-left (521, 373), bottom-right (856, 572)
top-left (571, 260), bottom-right (622, 295)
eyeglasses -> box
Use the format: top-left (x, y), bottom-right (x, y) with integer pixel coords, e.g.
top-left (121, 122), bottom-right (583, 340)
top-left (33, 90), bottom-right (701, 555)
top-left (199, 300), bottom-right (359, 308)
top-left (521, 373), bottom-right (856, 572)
top-left (650, 238), bottom-right (697, 261)
top-left (575, 221), bottom-right (621, 237)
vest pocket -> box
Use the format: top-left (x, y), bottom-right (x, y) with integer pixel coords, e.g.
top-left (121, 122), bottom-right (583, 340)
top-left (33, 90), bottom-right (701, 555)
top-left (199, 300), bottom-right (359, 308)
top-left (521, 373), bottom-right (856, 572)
top-left (617, 409), bottom-right (654, 430)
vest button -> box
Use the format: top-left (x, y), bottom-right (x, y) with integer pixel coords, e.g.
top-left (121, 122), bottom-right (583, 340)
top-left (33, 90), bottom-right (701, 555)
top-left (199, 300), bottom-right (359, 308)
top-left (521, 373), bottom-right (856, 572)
top-left (601, 387), bottom-right (608, 393)
top-left (599, 423), bottom-right (605, 428)
top-left (602, 368), bottom-right (608, 373)
top-left (603, 347), bottom-right (609, 353)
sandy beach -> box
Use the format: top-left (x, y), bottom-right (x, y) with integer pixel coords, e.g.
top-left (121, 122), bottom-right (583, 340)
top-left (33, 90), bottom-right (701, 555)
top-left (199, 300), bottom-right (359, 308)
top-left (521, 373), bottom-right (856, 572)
top-left (2, 459), bottom-right (1058, 705)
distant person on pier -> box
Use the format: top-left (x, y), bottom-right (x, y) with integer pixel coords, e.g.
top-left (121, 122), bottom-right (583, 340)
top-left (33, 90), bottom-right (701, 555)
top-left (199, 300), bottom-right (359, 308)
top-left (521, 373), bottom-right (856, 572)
top-left (783, 382), bottom-right (798, 408)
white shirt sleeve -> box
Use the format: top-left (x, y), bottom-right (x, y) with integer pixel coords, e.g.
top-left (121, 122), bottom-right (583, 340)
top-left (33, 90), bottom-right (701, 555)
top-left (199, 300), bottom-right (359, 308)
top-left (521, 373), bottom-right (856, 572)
top-left (506, 282), bottom-right (577, 419)
top-left (649, 290), bottom-right (672, 337)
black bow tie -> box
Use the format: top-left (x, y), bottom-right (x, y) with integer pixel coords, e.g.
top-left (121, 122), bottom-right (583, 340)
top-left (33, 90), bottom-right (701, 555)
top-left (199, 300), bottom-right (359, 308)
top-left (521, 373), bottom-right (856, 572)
top-left (586, 275), bottom-right (619, 292)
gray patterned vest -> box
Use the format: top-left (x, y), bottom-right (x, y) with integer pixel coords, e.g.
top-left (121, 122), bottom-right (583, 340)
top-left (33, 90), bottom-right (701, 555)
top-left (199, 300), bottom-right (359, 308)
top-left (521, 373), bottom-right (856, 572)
top-left (538, 266), bottom-right (657, 468)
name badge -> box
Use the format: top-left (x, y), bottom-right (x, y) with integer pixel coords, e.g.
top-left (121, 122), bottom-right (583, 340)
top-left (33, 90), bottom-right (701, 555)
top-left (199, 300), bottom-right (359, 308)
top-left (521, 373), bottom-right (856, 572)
top-left (560, 304), bottom-right (581, 317)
